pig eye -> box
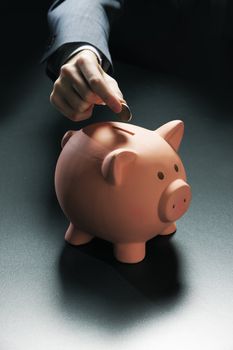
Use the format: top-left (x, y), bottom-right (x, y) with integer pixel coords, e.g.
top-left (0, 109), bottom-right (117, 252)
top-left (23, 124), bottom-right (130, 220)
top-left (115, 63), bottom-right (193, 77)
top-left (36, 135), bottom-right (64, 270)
top-left (157, 171), bottom-right (165, 180)
top-left (174, 164), bottom-right (179, 172)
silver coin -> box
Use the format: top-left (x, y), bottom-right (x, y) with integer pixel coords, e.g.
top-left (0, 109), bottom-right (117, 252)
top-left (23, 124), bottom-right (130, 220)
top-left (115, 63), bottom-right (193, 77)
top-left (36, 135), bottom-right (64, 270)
top-left (117, 103), bottom-right (132, 122)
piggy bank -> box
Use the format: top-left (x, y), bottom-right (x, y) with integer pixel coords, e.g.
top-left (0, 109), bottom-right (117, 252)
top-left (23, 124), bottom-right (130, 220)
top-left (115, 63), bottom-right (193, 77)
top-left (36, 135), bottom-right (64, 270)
top-left (55, 120), bottom-right (191, 263)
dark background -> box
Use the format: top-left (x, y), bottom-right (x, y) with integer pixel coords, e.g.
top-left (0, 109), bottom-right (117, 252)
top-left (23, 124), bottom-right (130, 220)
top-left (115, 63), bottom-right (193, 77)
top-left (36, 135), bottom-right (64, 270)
top-left (1, 2), bottom-right (233, 349)
top-left (1, 1), bottom-right (233, 83)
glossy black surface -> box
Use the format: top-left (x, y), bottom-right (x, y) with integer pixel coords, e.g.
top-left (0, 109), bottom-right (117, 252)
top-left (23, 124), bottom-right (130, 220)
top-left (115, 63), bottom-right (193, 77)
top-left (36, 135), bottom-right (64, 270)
top-left (1, 7), bottom-right (233, 350)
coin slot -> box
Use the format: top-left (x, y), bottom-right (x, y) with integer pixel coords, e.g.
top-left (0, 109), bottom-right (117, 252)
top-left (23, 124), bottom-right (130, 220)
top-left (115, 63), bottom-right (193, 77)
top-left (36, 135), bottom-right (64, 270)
top-left (112, 126), bottom-right (135, 136)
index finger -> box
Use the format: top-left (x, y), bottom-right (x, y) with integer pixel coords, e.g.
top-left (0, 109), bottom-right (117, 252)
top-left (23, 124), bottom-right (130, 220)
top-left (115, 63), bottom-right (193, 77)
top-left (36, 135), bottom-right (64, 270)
top-left (79, 60), bottom-right (122, 113)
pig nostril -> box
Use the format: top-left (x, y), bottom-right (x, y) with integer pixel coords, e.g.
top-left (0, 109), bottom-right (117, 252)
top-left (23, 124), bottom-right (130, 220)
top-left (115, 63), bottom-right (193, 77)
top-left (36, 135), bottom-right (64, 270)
top-left (172, 204), bottom-right (176, 209)
top-left (184, 198), bottom-right (186, 203)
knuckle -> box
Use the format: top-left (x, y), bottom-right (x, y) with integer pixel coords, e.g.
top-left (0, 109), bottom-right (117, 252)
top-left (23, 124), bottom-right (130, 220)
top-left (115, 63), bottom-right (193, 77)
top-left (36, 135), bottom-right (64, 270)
top-left (76, 51), bottom-right (94, 66)
top-left (60, 64), bottom-right (72, 76)
top-left (70, 112), bottom-right (81, 121)
top-left (75, 55), bottom-right (86, 66)
top-left (53, 80), bottom-right (61, 91)
top-left (76, 102), bottom-right (89, 113)
top-left (70, 98), bottom-right (82, 111)
top-left (89, 76), bottom-right (101, 88)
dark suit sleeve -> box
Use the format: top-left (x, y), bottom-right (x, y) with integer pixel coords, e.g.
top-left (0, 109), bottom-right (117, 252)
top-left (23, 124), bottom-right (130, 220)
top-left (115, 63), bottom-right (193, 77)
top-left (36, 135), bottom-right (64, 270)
top-left (41, 0), bottom-right (124, 81)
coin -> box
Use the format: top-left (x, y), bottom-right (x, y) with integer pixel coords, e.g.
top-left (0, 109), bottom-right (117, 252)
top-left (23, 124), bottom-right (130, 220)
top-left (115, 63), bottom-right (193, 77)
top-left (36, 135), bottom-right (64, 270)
top-left (117, 102), bottom-right (132, 122)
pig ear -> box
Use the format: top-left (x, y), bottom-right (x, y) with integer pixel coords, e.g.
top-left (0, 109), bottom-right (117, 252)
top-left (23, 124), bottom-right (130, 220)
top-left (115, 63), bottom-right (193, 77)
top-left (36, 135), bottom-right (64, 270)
top-left (61, 130), bottom-right (75, 148)
top-left (156, 120), bottom-right (184, 151)
top-left (101, 148), bottom-right (137, 185)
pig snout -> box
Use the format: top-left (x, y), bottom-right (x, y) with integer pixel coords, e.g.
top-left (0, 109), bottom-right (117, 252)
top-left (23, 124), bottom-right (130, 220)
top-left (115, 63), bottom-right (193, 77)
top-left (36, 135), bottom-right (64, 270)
top-left (158, 179), bottom-right (191, 222)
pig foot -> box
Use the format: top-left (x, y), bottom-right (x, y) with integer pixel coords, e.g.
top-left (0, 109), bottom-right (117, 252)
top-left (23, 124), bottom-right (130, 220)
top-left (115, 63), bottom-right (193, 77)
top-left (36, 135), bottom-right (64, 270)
top-left (160, 223), bottom-right (177, 236)
top-left (114, 243), bottom-right (146, 263)
top-left (65, 223), bottom-right (93, 245)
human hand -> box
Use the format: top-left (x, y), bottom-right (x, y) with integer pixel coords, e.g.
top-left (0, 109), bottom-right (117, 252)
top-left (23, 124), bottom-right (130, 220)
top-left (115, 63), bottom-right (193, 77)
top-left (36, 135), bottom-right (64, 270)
top-left (50, 49), bottom-right (124, 121)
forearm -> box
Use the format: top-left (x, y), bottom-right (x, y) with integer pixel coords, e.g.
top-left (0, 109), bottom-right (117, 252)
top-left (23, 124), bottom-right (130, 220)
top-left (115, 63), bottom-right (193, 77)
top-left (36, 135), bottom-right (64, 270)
top-left (42, 0), bottom-right (124, 80)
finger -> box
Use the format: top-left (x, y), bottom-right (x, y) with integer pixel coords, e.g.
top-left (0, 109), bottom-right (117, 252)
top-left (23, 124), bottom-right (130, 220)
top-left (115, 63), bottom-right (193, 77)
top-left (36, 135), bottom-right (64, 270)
top-left (72, 84), bottom-right (103, 105)
top-left (50, 90), bottom-right (94, 122)
top-left (78, 61), bottom-right (122, 113)
top-left (59, 78), bottom-right (92, 112)
top-left (70, 104), bottom-right (94, 122)
top-left (50, 91), bottom-right (73, 118)
top-left (60, 66), bottom-right (103, 104)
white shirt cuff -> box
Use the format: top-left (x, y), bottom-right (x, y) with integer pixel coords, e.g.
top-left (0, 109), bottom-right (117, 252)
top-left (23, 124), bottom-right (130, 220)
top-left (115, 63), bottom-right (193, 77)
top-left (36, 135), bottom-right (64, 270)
top-left (66, 45), bottom-right (103, 67)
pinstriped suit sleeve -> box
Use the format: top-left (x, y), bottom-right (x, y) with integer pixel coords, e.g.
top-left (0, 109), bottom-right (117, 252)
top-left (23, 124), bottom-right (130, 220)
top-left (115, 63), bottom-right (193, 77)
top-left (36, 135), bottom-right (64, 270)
top-left (42, 0), bottom-right (124, 80)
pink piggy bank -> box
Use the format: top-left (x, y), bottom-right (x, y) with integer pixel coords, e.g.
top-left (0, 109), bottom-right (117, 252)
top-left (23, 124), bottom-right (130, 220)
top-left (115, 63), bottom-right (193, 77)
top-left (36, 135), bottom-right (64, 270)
top-left (55, 120), bottom-right (191, 263)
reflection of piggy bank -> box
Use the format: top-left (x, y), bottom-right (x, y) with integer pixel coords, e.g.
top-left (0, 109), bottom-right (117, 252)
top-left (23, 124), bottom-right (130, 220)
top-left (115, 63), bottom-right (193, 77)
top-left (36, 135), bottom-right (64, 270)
top-left (55, 120), bottom-right (191, 263)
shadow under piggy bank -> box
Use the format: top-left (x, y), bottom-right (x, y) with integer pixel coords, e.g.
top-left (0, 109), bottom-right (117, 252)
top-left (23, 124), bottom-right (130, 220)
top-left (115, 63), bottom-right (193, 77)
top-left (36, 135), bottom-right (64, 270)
top-left (58, 234), bottom-right (185, 330)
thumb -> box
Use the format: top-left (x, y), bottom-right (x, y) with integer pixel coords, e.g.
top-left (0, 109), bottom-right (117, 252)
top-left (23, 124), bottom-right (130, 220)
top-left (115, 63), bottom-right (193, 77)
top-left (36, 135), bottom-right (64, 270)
top-left (103, 72), bottom-right (125, 105)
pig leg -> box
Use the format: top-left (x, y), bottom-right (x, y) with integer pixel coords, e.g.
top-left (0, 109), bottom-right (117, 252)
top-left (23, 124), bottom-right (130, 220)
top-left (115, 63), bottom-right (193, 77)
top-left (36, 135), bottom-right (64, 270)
top-left (160, 222), bottom-right (176, 236)
top-left (114, 242), bottom-right (146, 263)
top-left (65, 223), bottom-right (93, 245)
